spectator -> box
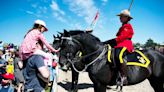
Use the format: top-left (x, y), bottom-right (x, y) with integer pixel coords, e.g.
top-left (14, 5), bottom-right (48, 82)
top-left (19, 19), bottom-right (59, 92)
top-left (14, 51), bottom-right (24, 92)
top-left (6, 58), bottom-right (14, 74)
top-left (1, 50), bottom-right (10, 62)
top-left (24, 55), bottom-right (49, 92)
top-left (0, 41), bottom-right (3, 51)
top-left (0, 50), bottom-right (7, 82)
top-left (0, 50), bottom-right (6, 67)
top-left (0, 73), bottom-right (14, 92)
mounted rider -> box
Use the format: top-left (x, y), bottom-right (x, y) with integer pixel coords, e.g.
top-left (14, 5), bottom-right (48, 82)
top-left (104, 9), bottom-right (134, 85)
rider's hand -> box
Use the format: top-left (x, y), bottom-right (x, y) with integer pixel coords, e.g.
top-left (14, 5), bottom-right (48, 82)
top-left (51, 48), bottom-right (60, 53)
top-left (103, 38), bottom-right (117, 47)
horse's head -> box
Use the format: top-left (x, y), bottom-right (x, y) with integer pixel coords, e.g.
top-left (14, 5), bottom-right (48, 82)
top-left (53, 30), bottom-right (84, 70)
top-left (52, 35), bottom-right (64, 67)
top-left (52, 34), bottom-right (61, 50)
top-left (53, 29), bottom-right (102, 71)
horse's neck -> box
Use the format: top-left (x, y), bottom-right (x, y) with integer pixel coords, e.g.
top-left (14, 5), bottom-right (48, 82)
top-left (82, 46), bottom-right (104, 61)
top-left (75, 35), bottom-right (102, 55)
top-left (74, 34), bottom-right (108, 73)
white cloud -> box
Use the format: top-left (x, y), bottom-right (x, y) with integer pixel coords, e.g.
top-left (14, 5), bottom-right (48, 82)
top-left (52, 12), bottom-right (67, 23)
top-left (50, 0), bottom-right (67, 23)
top-left (38, 6), bottom-right (47, 14)
top-left (31, 3), bottom-right (38, 8)
top-left (102, 0), bottom-right (108, 5)
top-left (63, 0), bottom-right (108, 37)
top-left (64, 0), bottom-right (98, 24)
top-left (26, 11), bottom-right (34, 15)
top-left (72, 23), bottom-right (83, 29)
top-left (50, 0), bottom-right (65, 15)
top-left (25, 10), bottom-right (42, 17)
top-left (25, 1), bottom-right (48, 18)
top-left (102, 0), bottom-right (108, 3)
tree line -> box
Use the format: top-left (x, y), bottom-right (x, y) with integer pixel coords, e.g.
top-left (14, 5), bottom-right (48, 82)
top-left (134, 38), bottom-right (164, 54)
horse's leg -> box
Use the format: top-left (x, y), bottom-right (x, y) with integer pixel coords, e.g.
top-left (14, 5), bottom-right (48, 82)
top-left (70, 69), bottom-right (79, 92)
top-left (148, 76), bottom-right (164, 92)
top-left (93, 82), bottom-right (107, 92)
top-left (89, 73), bottom-right (107, 92)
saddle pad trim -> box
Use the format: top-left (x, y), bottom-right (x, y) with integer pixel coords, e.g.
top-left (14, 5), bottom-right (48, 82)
top-left (107, 44), bottom-right (112, 62)
top-left (126, 50), bottom-right (150, 68)
top-left (119, 47), bottom-right (127, 63)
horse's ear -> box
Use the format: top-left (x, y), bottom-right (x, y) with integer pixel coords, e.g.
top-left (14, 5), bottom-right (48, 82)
top-left (57, 34), bottom-right (60, 38)
top-left (57, 31), bottom-right (63, 36)
top-left (64, 29), bottom-right (70, 36)
top-left (64, 29), bottom-right (68, 33)
top-left (53, 34), bottom-right (56, 38)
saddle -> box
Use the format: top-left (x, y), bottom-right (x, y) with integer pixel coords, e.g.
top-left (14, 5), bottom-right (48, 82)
top-left (107, 45), bottom-right (150, 68)
top-left (76, 44), bottom-right (151, 68)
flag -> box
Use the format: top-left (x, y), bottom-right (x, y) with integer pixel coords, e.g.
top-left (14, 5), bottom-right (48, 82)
top-left (94, 11), bottom-right (99, 21)
top-left (86, 10), bottom-right (99, 31)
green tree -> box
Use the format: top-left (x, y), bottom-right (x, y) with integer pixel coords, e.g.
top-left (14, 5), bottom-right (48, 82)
top-left (134, 42), bottom-right (141, 49)
top-left (144, 38), bottom-right (157, 48)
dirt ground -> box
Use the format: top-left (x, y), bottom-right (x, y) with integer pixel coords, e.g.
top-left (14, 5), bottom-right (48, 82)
top-left (56, 69), bottom-right (155, 92)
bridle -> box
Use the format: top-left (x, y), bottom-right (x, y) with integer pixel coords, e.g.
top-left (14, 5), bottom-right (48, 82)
top-left (60, 36), bottom-right (107, 73)
top-left (60, 36), bottom-right (83, 60)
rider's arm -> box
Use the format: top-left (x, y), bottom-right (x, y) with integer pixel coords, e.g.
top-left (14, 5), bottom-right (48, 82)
top-left (38, 33), bottom-right (59, 52)
top-left (116, 26), bottom-right (133, 43)
top-left (103, 39), bottom-right (117, 47)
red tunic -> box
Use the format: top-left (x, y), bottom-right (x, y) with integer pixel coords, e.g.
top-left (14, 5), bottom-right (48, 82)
top-left (115, 23), bottom-right (134, 53)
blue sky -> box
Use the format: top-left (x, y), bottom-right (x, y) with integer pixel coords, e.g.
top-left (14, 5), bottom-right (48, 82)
top-left (0, 0), bottom-right (164, 45)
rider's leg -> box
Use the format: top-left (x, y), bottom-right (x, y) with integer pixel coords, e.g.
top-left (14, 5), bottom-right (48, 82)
top-left (114, 47), bottom-right (128, 85)
top-left (120, 63), bottom-right (128, 85)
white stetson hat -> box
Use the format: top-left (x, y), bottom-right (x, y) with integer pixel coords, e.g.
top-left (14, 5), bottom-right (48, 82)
top-left (117, 9), bottom-right (133, 19)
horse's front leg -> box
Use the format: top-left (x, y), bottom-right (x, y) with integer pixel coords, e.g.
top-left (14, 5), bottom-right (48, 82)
top-left (93, 82), bottom-right (107, 92)
top-left (70, 68), bottom-right (79, 92)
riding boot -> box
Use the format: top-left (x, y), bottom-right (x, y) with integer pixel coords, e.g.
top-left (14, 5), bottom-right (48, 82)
top-left (120, 63), bottom-right (128, 85)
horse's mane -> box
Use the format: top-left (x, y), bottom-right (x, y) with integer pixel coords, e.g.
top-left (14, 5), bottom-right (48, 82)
top-left (68, 30), bottom-right (101, 42)
top-left (69, 30), bottom-right (85, 35)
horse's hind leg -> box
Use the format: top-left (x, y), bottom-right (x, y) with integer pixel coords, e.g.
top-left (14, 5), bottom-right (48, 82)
top-left (148, 76), bottom-right (164, 92)
top-left (93, 83), bottom-right (106, 92)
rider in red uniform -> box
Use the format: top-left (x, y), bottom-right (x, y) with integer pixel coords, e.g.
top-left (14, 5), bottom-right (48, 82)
top-left (104, 9), bottom-right (134, 85)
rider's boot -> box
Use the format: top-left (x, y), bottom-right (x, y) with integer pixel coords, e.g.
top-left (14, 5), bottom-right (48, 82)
top-left (120, 63), bottom-right (128, 85)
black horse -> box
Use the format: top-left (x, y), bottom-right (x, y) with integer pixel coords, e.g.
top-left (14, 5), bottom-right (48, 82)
top-left (53, 34), bottom-right (80, 92)
top-left (53, 30), bottom-right (164, 92)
